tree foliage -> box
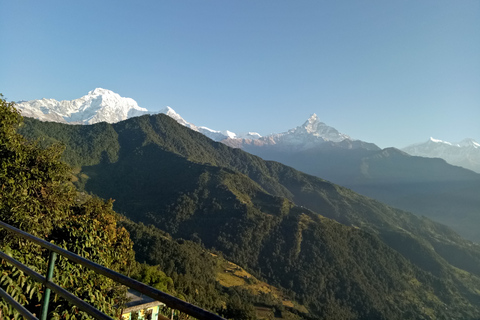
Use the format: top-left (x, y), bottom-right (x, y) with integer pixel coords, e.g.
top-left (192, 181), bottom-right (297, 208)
top-left (121, 219), bottom-right (306, 320)
top-left (0, 96), bottom-right (135, 319)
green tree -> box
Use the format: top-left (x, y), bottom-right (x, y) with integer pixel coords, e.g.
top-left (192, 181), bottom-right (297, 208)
top-left (0, 95), bottom-right (135, 319)
top-left (131, 263), bottom-right (174, 292)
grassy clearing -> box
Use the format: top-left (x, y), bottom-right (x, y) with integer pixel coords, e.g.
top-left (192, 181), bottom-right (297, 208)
top-left (213, 254), bottom-right (307, 315)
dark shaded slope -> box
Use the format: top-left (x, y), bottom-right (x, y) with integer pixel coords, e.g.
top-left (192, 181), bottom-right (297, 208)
top-left (80, 145), bottom-right (480, 319)
top-left (20, 115), bottom-right (480, 277)
top-left (238, 141), bottom-right (480, 242)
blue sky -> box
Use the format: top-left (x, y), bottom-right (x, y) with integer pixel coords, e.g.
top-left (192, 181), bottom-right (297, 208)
top-left (1, 0), bottom-right (479, 148)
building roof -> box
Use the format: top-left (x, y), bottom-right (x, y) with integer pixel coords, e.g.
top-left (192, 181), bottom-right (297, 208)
top-left (123, 289), bottom-right (165, 314)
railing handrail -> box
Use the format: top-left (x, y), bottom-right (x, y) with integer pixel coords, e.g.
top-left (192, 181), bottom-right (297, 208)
top-left (0, 220), bottom-right (226, 320)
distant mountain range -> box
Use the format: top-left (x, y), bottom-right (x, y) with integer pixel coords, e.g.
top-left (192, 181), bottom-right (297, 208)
top-left (227, 134), bottom-right (480, 242)
top-left (15, 89), bottom-right (480, 240)
top-left (402, 137), bottom-right (480, 173)
top-left (14, 88), bottom-right (149, 124)
top-left (14, 88), bottom-right (260, 141)
top-left (15, 88), bottom-right (479, 173)
top-left (222, 113), bottom-right (381, 154)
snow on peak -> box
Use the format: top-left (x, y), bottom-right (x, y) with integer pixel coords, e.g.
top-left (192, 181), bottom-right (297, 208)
top-left (425, 137), bottom-right (479, 149)
top-left (156, 108), bottom-right (238, 142)
top-left (429, 137), bottom-right (452, 145)
top-left (88, 88), bottom-right (116, 96)
top-left (195, 127), bottom-right (235, 141)
top-left (236, 132), bottom-right (262, 140)
top-left (303, 114), bottom-right (322, 134)
top-left (221, 113), bottom-right (353, 151)
top-left (458, 138), bottom-right (480, 148)
top-left (13, 89), bottom-right (239, 142)
top-left (14, 89), bottom-right (149, 124)
top-left (402, 137), bottom-right (480, 173)
top-left (308, 113), bottom-right (318, 122)
top-left (222, 130), bottom-right (237, 139)
top-left (309, 113), bottom-right (319, 121)
top-left (291, 114), bottom-right (350, 142)
top-left (159, 106), bottom-right (186, 123)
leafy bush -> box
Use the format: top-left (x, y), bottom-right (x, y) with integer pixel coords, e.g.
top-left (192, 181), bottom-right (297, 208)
top-left (0, 95), bottom-right (135, 319)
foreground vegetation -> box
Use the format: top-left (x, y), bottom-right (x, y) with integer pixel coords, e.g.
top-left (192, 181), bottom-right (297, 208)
top-left (0, 96), bottom-right (136, 319)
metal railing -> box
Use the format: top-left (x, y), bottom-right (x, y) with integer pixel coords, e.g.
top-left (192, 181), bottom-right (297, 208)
top-left (0, 220), bottom-right (225, 320)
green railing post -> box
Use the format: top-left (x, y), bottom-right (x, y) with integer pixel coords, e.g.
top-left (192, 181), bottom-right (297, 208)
top-left (40, 250), bottom-right (57, 320)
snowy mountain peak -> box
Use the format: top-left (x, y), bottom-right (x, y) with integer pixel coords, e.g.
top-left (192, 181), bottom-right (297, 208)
top-left (292, 114), bottom-right (350, 142)
top-left (403, 138), bottom-right (480, 173)
top-left (222, 113), bottom-right (354, 151)
top-left (308, 113), bottom-right (318, 122)
top-left (156, 107), bottom-right (237, 142)
top-left (15, 89), bottom-right (149, 125)
top-left (429, 137), bottom-right (452, 145)
top-left (13, 89), bottom-right (242, 142)
top-left (303, 114), bottom-right (322, 133)
top-left (223, 130), bottom-right (237, 139)
top-left (159, 106), bottom-right (185, 123)
top-left (458, 138), bottom-right (480, 148)
top-left (87, 88), bottom-right (116, 96)
top-left (237, 132), bottom-right (262, 140)
top-left (425, 137), bottom-right (479, 149)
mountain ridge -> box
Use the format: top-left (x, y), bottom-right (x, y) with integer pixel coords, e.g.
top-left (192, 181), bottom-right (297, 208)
top-left (222, 113), bottom-right (374, 152)
top-left (402, 137), bottom-right (480, 173)
top-left (14, 89), bottom-right (263, 142)
top-left (16, 89), bottom-right (478, 168)
top-left (14, 88), bottom-right (149, 124)
top-left (15, 90), bottom-right (480, 241)
top-left (17, 112), bottom-right (480, 319)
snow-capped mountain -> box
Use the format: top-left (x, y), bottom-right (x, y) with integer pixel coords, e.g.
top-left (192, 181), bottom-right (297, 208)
top-left (15, 88), bottom-right (149, 124)
top-left (157, 106), bottom-right (249, 141)
top-left (222, 113), bottom-right (363, 151)
top-left (14, 89), bottom-right (261, 142)
top-left (402, 137), bottom-right (480, 173)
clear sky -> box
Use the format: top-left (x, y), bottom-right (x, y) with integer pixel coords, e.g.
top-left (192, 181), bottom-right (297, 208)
top-left (1, 0), bottom-right (479, 148)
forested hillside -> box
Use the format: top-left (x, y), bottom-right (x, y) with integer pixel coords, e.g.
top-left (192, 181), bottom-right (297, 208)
top-left (233, 141), bottom-right (480, 242)
top-left (18, 113), bottom-right (480, 319)
top-left (1, 96), bottom-right (273, 320)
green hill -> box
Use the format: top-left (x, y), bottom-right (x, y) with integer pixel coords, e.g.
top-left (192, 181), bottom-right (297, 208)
top-left (237, 141), bottom-right (480, 242)
top-left (19, 114), bottom-right (480, 319)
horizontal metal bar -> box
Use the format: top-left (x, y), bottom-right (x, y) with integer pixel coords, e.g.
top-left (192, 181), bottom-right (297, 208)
top-left (0, 286), bottom-right (38, 320)
top-left (0, 250), bottom-right (113, 320)
top-left (0, 221), bottom-right (225, 320)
